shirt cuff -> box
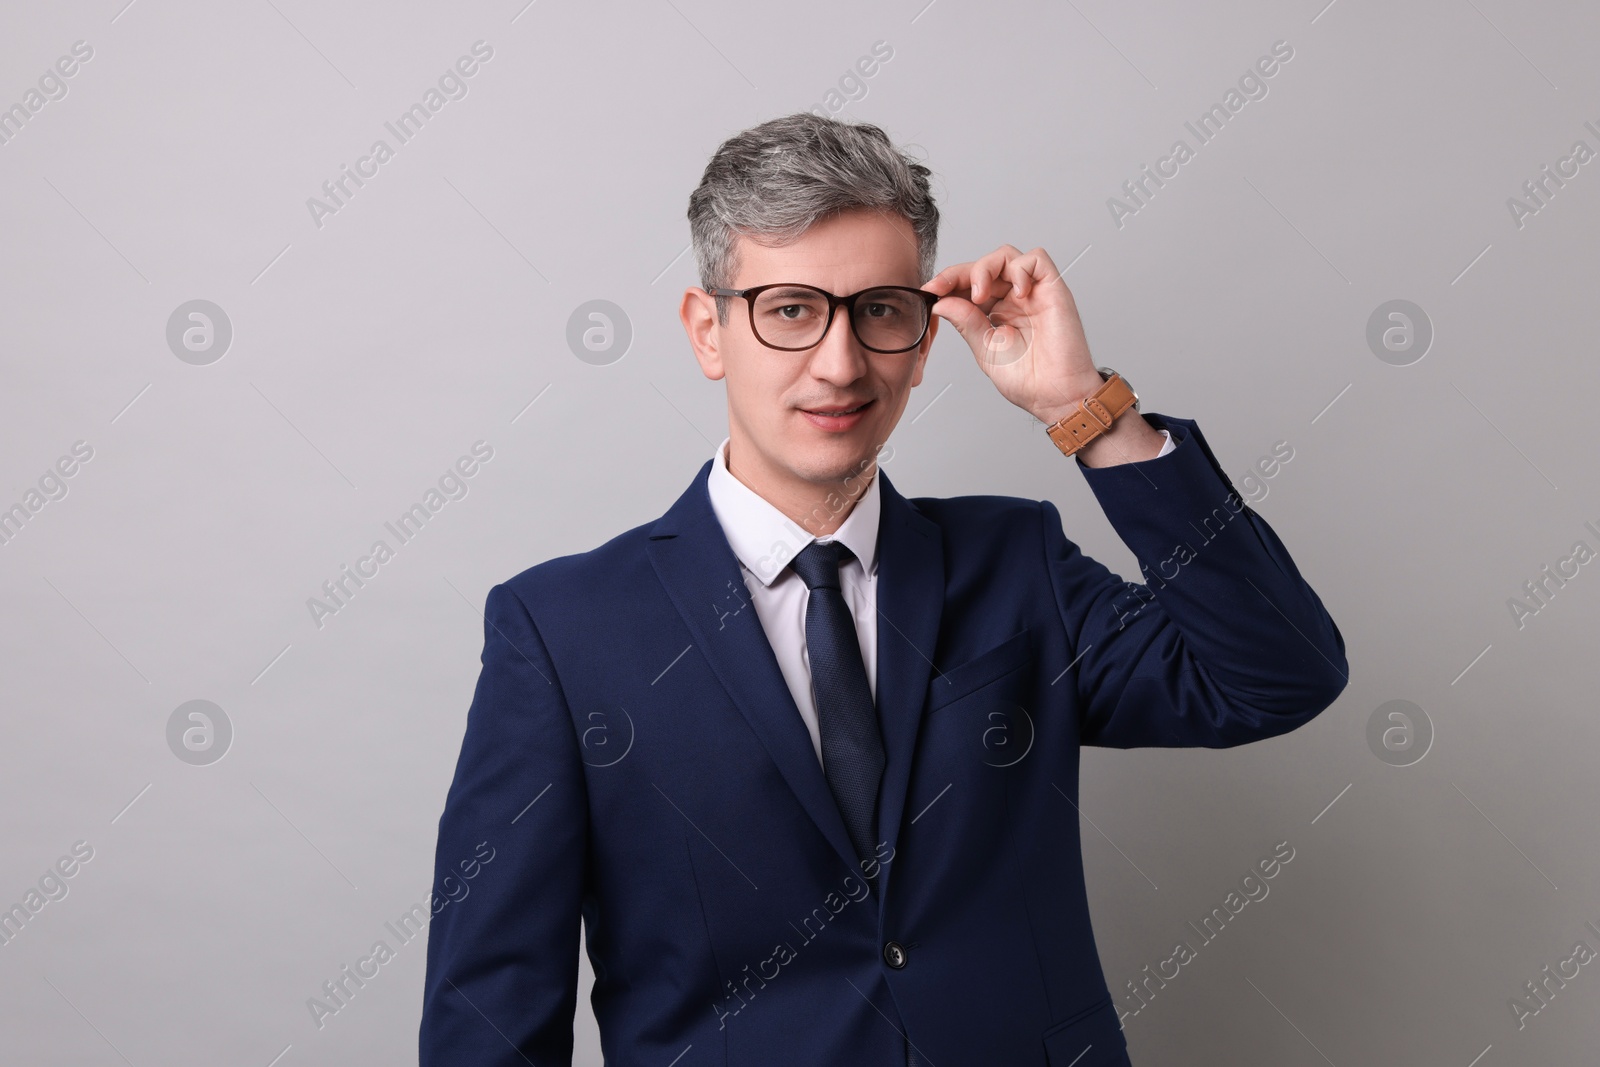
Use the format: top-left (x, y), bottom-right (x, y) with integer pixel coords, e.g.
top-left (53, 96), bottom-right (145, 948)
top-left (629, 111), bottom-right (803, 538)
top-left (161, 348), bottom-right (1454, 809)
top-left (1154, 428), bottom-right (1174, 458)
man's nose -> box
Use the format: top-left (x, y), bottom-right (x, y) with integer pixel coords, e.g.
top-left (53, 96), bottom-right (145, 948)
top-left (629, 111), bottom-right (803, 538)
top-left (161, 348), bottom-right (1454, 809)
top-left (808, 308), bottom-right (868, 381)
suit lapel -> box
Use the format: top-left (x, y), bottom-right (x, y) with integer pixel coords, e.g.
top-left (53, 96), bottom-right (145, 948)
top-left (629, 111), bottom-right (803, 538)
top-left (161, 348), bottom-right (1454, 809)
top-left (647, 460), bottom-right (859, 875)
top-left (870, 469), bottom-right (944, 905)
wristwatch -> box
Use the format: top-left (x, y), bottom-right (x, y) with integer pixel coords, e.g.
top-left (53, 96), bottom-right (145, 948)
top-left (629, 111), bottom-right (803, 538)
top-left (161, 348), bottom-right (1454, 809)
top-left (1044, 366), bottom-right (1139, 457)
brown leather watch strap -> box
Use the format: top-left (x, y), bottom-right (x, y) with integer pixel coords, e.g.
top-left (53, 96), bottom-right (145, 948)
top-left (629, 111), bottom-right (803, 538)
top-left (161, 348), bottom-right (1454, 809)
top-left (1045, 373), bottom-right (1139, 457)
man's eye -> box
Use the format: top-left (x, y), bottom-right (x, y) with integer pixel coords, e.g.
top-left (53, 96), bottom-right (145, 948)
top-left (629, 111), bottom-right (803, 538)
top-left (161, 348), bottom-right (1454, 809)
top-left (771, 304), bottom-right (810, 320)
top-left (863, 303), bottom-right (897, 318)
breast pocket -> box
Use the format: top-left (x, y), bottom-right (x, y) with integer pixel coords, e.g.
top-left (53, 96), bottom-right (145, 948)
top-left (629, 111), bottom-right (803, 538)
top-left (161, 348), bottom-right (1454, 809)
top-left (925, 627), bottom-right (1033, 712)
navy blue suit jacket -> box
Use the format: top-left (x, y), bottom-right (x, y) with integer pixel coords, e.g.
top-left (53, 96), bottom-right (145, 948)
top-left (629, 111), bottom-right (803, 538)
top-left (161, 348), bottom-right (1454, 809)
top-left (419, 413), bottom-right (1348, 1066)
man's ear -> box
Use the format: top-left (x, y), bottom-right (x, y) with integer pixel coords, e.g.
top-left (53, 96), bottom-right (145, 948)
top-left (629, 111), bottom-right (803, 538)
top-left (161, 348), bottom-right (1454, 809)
top-left (680, 287), bottom-right (726, 381)
top-left (909, 313), bottom-right (938, 389)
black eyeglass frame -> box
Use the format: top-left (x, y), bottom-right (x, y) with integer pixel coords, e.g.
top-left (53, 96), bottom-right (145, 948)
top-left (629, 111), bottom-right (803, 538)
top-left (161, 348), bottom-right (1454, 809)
top-left (709, 283), bottom-right (940, 353)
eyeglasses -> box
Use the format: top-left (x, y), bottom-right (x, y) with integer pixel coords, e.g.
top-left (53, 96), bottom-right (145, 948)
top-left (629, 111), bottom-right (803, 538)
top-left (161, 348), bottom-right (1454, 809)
top-left (710, 283), bottom-right (939, 353)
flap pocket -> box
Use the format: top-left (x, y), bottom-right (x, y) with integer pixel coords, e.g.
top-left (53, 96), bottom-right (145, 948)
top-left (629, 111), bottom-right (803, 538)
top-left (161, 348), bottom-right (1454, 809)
top-left (926, 628), bottom-right (1032, 712)
top-left (1041, 995), bottom-right (1129, 1066)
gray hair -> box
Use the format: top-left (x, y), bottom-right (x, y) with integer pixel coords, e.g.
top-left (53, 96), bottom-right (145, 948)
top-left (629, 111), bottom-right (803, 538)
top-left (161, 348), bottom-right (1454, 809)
top-left (687, 112), bottom-right (940, 324)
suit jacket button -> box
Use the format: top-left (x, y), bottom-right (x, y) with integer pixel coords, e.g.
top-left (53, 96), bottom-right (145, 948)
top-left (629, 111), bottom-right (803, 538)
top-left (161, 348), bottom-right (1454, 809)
top-left (883, 941), bottom-right (907, 969)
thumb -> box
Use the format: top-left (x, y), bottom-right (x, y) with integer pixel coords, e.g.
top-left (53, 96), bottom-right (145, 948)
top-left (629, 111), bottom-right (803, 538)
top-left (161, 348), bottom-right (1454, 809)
top-left (934, 297), bottom-right (994, 351)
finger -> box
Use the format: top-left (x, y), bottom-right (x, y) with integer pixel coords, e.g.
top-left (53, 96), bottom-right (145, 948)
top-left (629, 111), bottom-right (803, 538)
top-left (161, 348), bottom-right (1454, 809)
top-left (936, 249), bottom-right (1029, 311)
top-left (1005, 248), bottom-right (1067, 302)
top-left (940, 271), bottom-right (1004, 316)
top-left (972, 244), bottom-right (1025, 304)
top-left (1003, 253), bottom-right (1039, 301)
top-left (1027, 246), bottom-right (1062, 285)
top-left (922, 262), bottom-right (973, 298)
top-left (970, 249), bottom-right (1002, 304)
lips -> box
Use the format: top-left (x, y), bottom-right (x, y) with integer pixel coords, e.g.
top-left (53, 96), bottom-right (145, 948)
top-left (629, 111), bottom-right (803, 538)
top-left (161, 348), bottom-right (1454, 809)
top-left (802, 399), bottom-right (874, 416)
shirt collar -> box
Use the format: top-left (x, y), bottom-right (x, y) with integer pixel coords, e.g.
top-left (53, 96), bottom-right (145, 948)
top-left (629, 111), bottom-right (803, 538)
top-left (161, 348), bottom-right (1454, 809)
top-left (706, 436), bottom-right (881, 588)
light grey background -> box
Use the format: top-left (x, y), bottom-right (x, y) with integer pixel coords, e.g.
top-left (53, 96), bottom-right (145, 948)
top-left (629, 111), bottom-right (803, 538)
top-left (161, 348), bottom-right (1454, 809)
top-left (3, 0), bottom-right (1597, 1063)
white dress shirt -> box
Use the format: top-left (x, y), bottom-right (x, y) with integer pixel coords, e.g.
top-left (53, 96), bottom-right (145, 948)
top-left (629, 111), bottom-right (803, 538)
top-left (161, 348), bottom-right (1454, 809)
top-left (704, 429), bottom-right (1174, 767)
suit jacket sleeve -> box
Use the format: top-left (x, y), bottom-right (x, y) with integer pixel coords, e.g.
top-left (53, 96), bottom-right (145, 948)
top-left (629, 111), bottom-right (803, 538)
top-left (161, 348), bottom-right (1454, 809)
top-left (420, 582), bottom-right (588, 1066)
top-left (1041, 413), bottom-right (1349, 747)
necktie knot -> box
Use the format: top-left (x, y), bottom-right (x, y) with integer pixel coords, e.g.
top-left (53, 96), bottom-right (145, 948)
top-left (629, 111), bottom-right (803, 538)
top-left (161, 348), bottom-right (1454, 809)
top-left (790, 540), bottom-right (854, 592)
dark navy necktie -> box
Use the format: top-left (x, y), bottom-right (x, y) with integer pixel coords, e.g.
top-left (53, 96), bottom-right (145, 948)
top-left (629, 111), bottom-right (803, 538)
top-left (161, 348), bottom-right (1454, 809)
top-left (790, 540), bottom-right (885, 869)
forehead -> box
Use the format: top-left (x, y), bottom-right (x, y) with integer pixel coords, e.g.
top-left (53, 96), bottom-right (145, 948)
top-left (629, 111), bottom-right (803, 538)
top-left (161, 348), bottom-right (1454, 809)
top-left (731, 208), bottom-right (921, 289)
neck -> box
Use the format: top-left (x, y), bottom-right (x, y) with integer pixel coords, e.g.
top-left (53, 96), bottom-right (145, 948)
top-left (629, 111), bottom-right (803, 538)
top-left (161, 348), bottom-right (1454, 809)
top-left (724, 439), bottom-right (877, 538)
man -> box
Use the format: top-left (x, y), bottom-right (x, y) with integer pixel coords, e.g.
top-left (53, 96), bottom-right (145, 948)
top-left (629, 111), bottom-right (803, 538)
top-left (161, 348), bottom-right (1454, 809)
top-left (420, 113), bottom-right (1346, 1067)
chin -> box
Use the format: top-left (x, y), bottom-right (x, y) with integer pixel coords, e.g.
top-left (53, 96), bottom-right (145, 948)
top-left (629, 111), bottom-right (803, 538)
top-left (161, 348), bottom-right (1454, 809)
top-left (788, 434), bottom-right (879, 482)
